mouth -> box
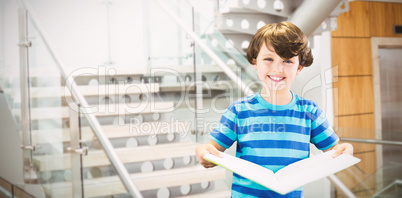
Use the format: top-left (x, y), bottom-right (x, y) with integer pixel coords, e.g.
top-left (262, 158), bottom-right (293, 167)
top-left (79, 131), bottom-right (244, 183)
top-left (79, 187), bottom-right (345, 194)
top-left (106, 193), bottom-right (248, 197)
top-left (267, 75), bottom-right (285, 83)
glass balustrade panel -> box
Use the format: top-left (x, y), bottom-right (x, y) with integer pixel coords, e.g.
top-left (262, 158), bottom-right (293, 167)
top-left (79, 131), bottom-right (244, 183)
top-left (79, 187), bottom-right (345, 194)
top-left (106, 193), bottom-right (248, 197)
top-left (145, 0), bottom-right (198, 144)
top-left (1, 0), bottom-right (23, 133)
top-left (79, 115), bottom-right (131, 197)
top-left (26, 13), bottom-right (81, 197)
top-left (335, 127), bottom-right (402, 198)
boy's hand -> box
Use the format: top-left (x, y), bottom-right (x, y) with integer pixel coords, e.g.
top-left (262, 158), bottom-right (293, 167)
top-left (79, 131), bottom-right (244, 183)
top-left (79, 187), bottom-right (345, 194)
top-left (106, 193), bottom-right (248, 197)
top-left (331, 143), bottom-right (354, 158)
top-left (195, 141), bottom-right (225, 168)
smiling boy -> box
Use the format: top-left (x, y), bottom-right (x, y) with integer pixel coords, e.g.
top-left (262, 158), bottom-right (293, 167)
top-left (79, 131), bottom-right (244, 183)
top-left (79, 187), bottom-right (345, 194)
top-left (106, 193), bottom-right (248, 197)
top-left (196, 22), bottom-right (353, 197)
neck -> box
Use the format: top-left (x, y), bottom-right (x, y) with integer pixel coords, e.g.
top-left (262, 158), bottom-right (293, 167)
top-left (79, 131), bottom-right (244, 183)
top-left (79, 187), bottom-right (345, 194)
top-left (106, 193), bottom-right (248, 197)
top-left (260, 88), bottom-right (292, 105)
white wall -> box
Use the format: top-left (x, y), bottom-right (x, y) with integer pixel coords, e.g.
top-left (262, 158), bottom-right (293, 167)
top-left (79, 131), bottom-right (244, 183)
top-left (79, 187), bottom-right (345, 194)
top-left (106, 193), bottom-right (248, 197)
top-left (4, 0), bottom-right (145, 69)
top-left (291, 32), bottom-right (335, 126)
top-left (1, 0), bottom-right (20, 93)
top-left (145, 0), bottom-right (208, 67)
top-left (0, 0), bottom-right (5, 87)
top-left (2, 0), bottom-right (205, 71)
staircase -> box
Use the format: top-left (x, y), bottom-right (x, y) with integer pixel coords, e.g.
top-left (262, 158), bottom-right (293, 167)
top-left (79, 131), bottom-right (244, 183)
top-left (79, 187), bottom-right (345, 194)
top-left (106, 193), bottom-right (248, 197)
top-left (21, 64), bottom-right (233, 197)
top-left (214, 0), bottom-right (349, 53)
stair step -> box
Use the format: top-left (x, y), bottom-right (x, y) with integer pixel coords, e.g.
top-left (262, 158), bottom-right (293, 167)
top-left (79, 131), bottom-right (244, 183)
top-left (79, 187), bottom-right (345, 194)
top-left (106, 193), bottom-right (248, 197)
top-left (32, 121), bottom-right (191, 144)
top-left (227, 0), bottom-right (294, 18)
top-left (25, 101), bottom-right (174, 120)
top-left (217, 13), bottom-right (285, 35)
top-left (34, 142), bottom-right (198, 172)
top-left (176, 190), bottom-right (231, 198)
top-left (160, 81), bottom-right (229, 92)
top-left (219, 33), bottom-right (253, 53)
top-left (29, 83), bottom-right (159, 98)
top-left (42, 165), bottom-right (226, 197)
top-left (149, 64), bottom-right (237, 75)
top-left (220, 7), bottom-right (257, 14)
top-left (30, 64), bottom-right (234, 79)
top-left (133, 166), bottom-right (225, 191)
top-left (30, 66), bottom-right (147, 78)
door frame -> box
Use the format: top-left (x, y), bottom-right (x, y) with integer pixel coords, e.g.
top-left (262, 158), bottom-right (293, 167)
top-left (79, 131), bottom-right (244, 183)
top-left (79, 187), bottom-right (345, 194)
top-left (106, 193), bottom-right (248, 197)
top-left (371, 37), bottom-right (402, 188)
top-left (371, 37), bottom-right (402, 133)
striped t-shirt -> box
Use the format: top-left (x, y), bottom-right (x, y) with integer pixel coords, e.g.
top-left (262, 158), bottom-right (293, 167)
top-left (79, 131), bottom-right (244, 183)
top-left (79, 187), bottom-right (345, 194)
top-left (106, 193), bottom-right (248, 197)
top-left (210, 91), bottom-right (339, 198)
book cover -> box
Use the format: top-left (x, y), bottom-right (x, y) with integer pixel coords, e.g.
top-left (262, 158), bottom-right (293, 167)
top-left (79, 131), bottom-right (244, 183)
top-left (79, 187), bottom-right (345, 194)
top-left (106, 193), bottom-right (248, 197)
top-left (204, 150), bottom-right (360, 195)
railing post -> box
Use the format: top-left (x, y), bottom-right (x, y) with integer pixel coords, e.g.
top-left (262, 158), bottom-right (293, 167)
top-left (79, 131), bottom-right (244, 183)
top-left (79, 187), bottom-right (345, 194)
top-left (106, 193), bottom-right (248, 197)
top-left (67, 102), bottom-right (87, 198)
top-left (191, 6), bottom-right (204, 138)
top-left (18, 8), bottom-right (37, 184)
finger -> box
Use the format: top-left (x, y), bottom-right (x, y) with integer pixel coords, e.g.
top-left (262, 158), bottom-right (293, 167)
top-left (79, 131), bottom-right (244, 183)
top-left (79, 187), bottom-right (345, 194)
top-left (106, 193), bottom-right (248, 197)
top-left (199, 155), bottom-right (217, 168)
top-left (332, 144), bottom-right (344, 158)
top-left (206, 144), bottom-right (223, 158)
top-left (201, 159), bottom-right (216, 167)
top-left (342, 143), bottom-right (354, 155)
top-left (195, 145), bottom-right (209, 162)
top-left (196, 153), bottom-right (205, 163)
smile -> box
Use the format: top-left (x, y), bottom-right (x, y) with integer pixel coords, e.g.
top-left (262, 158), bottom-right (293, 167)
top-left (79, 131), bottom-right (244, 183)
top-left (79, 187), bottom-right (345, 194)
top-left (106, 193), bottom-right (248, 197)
top-left (267, 75), bottom-right (285, 82)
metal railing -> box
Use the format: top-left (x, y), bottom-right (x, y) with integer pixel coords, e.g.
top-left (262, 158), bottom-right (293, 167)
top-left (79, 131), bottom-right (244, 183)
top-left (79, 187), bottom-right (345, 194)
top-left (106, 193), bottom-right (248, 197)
top-left (155, 0), bottom-right (254, 97)
top-left (341, 138), bottom-right (402, 146)
top-left (18, 0), bottom-right (143, 197)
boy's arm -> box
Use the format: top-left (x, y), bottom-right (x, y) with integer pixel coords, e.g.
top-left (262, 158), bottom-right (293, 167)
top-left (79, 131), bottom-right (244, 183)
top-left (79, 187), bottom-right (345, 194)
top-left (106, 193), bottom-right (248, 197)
top-left (325, 143), bottom-right (354, 158)
top-left (195, 140), bottom-right (226, 168)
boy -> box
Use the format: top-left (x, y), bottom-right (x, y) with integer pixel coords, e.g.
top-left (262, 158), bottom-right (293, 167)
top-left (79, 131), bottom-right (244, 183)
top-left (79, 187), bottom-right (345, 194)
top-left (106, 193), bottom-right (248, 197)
top-left (195, 21), bottom-right (353, 197)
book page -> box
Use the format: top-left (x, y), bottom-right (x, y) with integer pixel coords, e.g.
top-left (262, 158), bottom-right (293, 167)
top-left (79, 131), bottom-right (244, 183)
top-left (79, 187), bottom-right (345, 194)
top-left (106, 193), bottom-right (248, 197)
top-left (275, 150), bottom-right (336, 178)
top-left (204, 150), bottom-right (360, 195)
top-left (274, 150), bottom-right (361, 193)
top-left (204, 152), bottom-right (278, 184)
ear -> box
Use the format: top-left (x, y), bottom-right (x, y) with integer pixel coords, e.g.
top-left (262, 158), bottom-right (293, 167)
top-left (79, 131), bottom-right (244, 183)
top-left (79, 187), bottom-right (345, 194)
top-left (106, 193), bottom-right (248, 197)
top-left (296, 66), bottom-right (304, 75)
top-left (252, 59), bottom-right (257, 70)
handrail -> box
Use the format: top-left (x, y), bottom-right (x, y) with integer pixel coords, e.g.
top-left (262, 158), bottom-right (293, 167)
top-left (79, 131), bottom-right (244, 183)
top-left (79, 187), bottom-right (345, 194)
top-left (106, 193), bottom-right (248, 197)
top-left (155, 0), bottom-right (254, 97)
top-left (341, 138), bottom-right (402, 146)
top-left (19, 0), bottom-right (143, 197)
top-left (156, 1), bottom-right (357, 198)
top-left (327, 174), bottom-right (356, 198)
top-left (186, 0), bottom-right (260, 82)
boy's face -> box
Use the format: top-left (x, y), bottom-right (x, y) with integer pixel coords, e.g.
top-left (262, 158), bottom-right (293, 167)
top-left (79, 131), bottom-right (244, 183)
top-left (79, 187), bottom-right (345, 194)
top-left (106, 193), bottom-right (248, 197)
top-left (252, 43), bottom-right (303, 92)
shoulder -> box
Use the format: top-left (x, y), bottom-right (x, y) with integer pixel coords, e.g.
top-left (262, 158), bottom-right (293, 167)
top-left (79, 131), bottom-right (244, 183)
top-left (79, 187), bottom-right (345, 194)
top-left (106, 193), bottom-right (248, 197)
top-left (227, 93), bottom-right (258, 113)
top-left (293, 94), bottom-right (320, 113)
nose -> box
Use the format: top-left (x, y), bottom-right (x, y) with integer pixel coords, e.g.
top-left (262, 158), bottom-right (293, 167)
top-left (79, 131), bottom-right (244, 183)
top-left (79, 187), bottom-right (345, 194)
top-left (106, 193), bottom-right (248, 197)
top-left (271, 60), bottom-right (284, 72)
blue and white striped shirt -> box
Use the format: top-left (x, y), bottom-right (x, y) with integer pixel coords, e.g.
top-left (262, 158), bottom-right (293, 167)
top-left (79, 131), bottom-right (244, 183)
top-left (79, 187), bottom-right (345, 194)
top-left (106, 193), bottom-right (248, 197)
top-left (210, 91), bottom-right (339, 198)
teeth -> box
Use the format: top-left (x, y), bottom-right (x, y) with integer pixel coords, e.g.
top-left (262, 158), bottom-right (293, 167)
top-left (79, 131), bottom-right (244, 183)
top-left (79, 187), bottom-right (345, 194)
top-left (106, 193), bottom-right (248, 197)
top-left (272, 77), bottom-right (281, 81)
top-left (269, 76), bottom-right (283, 81)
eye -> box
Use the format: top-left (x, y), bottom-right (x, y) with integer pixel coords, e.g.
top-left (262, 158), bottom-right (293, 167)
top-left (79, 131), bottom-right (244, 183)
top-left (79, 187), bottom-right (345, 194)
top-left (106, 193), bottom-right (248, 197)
top-left (284, 60), bottom-right (293, 64)
top-left (264, 58), bottom-right (273, 61)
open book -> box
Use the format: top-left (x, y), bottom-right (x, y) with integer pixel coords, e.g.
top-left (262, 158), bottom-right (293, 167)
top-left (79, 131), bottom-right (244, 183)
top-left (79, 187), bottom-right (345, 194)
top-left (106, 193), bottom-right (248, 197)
top-left (204, 150), bottom-right (360, 195)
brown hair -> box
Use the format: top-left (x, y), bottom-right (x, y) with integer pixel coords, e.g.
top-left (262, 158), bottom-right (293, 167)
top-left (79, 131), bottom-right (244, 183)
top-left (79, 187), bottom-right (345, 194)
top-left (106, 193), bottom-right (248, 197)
top-left (246, 21), bottom-right (313, 67)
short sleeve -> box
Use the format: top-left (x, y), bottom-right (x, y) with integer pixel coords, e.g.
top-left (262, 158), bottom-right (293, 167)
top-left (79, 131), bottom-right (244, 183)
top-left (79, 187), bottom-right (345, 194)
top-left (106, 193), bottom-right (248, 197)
top-left (309, 106), bottom-right (339, 150)
top-left (209, 104), bottom-right (238, 149)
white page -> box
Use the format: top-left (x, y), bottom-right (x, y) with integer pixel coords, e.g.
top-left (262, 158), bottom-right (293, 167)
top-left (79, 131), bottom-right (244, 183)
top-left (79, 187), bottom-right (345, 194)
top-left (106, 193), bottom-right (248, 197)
top-left (275, 150), bottom-right (336, 178)
top-left (204, 150), bottom-right (360, 195)
top-left (277, 152), bottom-right (360, 193)
top-left (204, 152), bottom-right (278, 185)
